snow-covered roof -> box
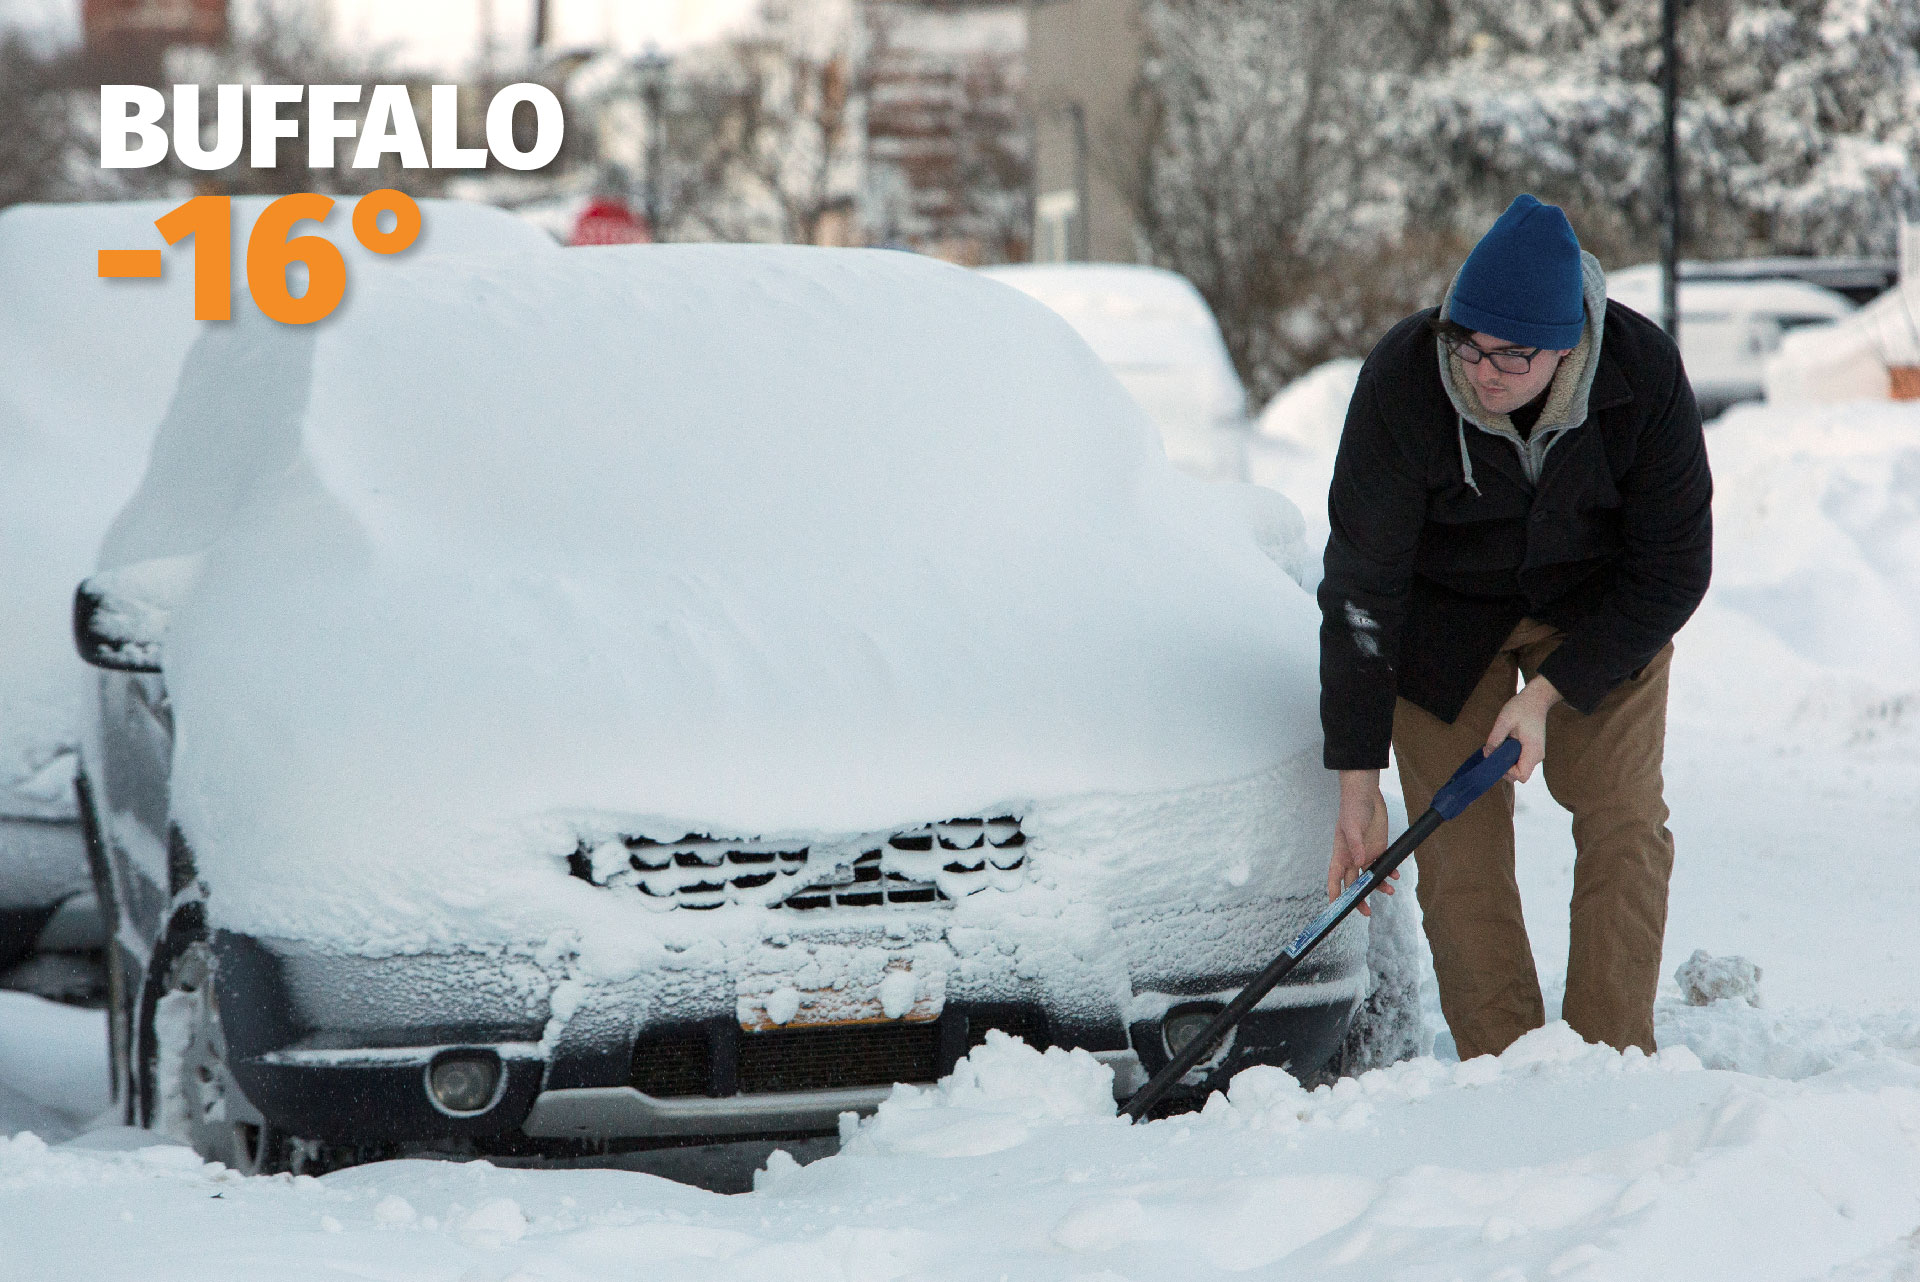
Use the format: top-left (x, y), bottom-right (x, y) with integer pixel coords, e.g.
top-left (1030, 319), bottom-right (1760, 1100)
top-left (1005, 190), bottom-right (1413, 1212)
top-left (981, 265), bottom-right (1243, 401)
top-left (106, 244), bottom-right (1319, 945)
top-left (0, 198), bottom-right (557, 820)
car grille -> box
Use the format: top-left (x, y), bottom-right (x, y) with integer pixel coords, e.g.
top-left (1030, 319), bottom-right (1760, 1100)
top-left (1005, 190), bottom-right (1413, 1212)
top-left (630, 1026), bottom-right (711, 1098)
top-left (567, 817), bottom-right (1028, 911)
top-left (739, 1022), bottom-right (942, 1093)
top-left (629, 1006), bottom-right (1052, 1098)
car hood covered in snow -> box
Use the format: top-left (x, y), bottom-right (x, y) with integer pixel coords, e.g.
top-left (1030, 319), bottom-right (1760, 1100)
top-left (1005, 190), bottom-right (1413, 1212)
top-left (99, 245), bottom-right (1326, 954)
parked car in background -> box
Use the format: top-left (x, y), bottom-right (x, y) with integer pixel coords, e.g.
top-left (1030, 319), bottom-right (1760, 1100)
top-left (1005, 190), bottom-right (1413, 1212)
top-left (74, 244), bottom-right (1407, 1174)
top-left (0, 198), bottom-right (556, 999)
top-left (981, 264), bottom-right (1253, 482)
top-left (1607, 263), bottom-right (1857, 419)
top-left (1673, 256), bottom-right (1896, 306)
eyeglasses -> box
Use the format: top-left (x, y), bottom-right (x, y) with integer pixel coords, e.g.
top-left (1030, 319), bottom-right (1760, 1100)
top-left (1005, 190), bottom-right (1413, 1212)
top-left (1447, 336), bottom-right (1544, 375)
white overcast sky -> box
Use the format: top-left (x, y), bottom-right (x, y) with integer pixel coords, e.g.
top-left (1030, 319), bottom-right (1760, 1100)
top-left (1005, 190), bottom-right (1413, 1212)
top-left (329, 0), bottom-right (763, 72)
top-left (0, 0), bottom-right (763, 71)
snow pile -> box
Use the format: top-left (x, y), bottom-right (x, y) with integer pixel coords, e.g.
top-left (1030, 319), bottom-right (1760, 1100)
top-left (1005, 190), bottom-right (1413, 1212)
top-left (100, 244), bottom-right (1325, 952)
top-left (0, 992), bottom-right (108, 1143)
top-left (1248, 358), bottom-right (1362, 566)
top-left (828, 1031), bottom-right (1116, 1162)
top-left (1204, 1022), bottom-right (1702, 1134)
top-left (1657, 1000), bottom-right (1920, 1081)
top-left (1674, 400), bottom-right (1920, 740)
top-left (0, 198), bottom-right (555, 821)
top-left (1765, 282), bottom-right (1920, 405)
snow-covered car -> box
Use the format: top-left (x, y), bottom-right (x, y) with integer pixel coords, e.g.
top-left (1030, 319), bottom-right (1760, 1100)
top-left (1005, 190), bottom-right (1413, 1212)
top-left (1606, 264), bottom-right (1856, 418)
top-left (980, 264), bottom-right (1252, 482)
top-left (0, 198), bottom-right (554, 995)
top-left (74, 244), bottom-right (1391, 1174)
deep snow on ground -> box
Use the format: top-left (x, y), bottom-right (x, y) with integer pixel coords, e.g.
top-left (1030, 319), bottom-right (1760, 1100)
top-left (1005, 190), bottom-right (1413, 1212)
top-left (6, 396), bottom-right (1920, 1279)
top-left (7, 1026), bottom-right (1920, 1280)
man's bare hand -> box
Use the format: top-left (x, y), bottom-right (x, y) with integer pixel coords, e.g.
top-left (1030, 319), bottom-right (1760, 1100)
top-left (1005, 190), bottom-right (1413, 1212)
top-left (1486, 674), bottom-right (1562, 783)
top-left (1329, 769), bottom-right (1396, 918)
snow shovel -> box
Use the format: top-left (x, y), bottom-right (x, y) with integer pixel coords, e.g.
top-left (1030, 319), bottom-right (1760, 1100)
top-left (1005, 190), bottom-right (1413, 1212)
top-left (1121, 736), bottom-right (1523, 1122)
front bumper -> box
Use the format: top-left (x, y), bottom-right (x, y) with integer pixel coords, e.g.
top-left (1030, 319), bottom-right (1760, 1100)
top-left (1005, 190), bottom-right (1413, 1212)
top-left (211, 915), bottom-right (1360, 1146)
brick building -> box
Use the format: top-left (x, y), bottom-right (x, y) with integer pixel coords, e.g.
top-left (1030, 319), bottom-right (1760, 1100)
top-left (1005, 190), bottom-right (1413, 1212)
top-left (860, 1), bottom-right (1030, 265)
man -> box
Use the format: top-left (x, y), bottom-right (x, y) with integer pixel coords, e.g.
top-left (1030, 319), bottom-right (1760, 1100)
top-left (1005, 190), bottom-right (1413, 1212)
top-left (1318, 194), bottom-right (1712, 1060)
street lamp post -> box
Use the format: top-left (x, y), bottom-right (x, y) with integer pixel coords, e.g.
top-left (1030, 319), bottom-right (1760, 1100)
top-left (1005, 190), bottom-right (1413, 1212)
top-left (1660, 0), bottom-right (1680, 343)
top-left (632, 48), bottom-right (672, 234)
top-left (1067, 100), bottom-right (1090, 262)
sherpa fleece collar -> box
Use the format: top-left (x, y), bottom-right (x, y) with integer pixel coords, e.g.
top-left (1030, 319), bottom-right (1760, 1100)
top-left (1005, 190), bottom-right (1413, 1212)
top-left (1437, 249), bottom-right (1609, 488)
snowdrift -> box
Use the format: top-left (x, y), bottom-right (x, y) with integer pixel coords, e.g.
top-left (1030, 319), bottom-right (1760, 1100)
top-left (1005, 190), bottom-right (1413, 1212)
top-left (1671, 399), bottom-right (1920, 739)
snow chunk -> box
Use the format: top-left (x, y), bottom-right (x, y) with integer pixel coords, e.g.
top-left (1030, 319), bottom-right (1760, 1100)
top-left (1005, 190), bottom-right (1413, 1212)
top-left (1674, 950), bottom-right (1764, 1007)
top-left (930, 1031), bottom-right (1116, 1121)
top-left (752, 1147), bottom-right (804, 1193)
top-left (845, 1030), bottom-right (1117, 1158)
top-left (762, 987), bottom-right (801, 1027)
top-left (459, 1197), bottom-right (528, 1246)
top-left (876, 969), bottom-right (918, 1020)
top-left (373, 1195), bottom-right (417, 1227)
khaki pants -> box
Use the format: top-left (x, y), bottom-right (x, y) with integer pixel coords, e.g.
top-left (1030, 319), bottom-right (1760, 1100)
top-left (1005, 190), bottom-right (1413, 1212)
top-left (1391, 618), bottom-right (1675, 1059)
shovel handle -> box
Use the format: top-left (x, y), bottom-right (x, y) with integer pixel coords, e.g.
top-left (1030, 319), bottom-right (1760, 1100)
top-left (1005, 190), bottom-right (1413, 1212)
top-left (1432, 737), bottom-right (1522, 819)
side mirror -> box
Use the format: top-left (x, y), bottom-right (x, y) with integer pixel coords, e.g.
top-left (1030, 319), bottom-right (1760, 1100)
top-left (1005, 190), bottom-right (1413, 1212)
top-left (73, 557), bottom-right (196, 673)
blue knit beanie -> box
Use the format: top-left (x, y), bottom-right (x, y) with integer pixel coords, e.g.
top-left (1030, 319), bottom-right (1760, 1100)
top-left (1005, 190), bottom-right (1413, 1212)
top-left (1448, 194), bottom-right (1585, 350)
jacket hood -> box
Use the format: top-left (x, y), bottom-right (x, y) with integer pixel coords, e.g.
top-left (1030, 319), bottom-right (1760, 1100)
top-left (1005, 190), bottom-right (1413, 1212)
top-left (1437, 249), bottom-right (1609, 490)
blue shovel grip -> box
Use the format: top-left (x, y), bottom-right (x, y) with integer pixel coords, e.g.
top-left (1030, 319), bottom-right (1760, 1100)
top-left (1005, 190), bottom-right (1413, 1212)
top-left (1430, 738), bottom-right (1522, 819)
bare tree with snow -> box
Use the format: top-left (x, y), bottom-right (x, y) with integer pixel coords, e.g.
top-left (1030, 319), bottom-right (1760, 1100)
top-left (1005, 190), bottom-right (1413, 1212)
top-left (1130, 0), bottom-right (1920, 399)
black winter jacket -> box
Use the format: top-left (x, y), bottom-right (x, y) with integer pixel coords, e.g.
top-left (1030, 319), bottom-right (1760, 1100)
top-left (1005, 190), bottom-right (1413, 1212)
top-left (1318, 300), bottom-right (1713, 770)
